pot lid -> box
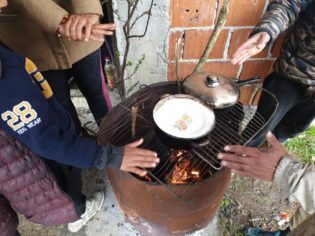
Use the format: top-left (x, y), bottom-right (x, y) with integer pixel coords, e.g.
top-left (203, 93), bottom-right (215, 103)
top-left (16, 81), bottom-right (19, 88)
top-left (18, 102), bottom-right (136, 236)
top-left (183, 72), bottom-right (239, 109)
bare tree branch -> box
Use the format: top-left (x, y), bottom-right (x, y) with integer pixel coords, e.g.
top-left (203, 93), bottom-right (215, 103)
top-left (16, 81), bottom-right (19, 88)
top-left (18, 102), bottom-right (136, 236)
top-left (193, 0), bottom-right (231, 73)
top-left (116, 0), bottom-right (154, 98)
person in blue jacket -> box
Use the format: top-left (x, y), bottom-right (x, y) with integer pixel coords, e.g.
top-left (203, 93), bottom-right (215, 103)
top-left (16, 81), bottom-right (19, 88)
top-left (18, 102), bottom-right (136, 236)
top-left (0, 42), bottom-right (159, 233)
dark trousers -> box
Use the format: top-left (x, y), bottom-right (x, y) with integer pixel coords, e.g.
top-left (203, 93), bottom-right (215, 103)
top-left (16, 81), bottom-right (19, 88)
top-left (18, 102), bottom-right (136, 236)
top-left (248, 72), bottom-right (315, 147)
top-left (42, 50), bottom-right (112, 133)
top-left (44, 159), bottom-right (86, 216)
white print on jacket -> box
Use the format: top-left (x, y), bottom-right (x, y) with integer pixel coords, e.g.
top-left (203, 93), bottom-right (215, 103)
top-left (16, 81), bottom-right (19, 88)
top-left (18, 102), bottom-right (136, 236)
top-left (1, 101), bottom-right (41, 135)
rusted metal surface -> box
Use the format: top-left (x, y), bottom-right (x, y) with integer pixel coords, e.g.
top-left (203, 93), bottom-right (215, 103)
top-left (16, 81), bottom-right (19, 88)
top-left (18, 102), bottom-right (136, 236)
top-left (96, 81), bottom-right (275, 235)
top-left (107, 167), bottom-right (230, 236)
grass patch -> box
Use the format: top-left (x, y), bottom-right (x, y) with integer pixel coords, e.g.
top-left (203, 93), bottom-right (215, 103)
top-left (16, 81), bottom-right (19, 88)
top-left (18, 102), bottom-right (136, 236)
top-left (284, 126), bottom-right (315, 164)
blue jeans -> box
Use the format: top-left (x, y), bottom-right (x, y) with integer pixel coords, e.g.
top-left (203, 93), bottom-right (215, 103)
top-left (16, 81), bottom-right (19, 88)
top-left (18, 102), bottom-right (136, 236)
top-left (42, 50), bottom-right (112, 133)
top-left (248, 72), bottom-right (315, 147)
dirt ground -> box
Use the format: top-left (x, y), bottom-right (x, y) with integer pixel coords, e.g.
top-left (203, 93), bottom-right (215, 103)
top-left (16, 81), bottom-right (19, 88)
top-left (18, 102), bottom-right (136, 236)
top-left (17, 170), bottom-right (298, 236)
top-left (219, 173), bottom-right (298, 235)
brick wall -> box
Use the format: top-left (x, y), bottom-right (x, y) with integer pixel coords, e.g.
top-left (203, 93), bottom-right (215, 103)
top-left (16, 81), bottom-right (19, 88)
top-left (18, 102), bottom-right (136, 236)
top-left (168, 0), bottom-right (285, 84)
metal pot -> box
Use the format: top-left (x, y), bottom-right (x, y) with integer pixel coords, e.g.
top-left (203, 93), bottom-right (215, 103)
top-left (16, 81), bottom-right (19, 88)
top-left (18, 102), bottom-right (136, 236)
top-left (153, 94), bottom-right (215, 147)
top-left (183, 72), bottom-right (261, 109)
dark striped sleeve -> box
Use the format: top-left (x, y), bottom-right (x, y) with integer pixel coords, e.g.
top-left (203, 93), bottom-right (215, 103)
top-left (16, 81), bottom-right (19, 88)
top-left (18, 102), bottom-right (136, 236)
top-left (252, 0), bottom-right (313, 43)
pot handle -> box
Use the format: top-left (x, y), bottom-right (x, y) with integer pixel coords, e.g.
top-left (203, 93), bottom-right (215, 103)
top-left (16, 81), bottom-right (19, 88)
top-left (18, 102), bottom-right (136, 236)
top-left (236, 77), bottom-right (261, 87)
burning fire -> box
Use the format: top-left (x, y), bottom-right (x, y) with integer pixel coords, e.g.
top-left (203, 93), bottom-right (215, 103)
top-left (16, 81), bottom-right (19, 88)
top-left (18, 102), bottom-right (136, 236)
top-left (168, 150), bottom-right (201, 185)
top-left (142, 174), bottom-right (153, 182)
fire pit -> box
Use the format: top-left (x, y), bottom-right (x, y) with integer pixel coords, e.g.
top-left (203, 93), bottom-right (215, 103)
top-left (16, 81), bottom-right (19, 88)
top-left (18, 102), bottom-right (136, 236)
top-left (97, 81), bottom-right (277, 235)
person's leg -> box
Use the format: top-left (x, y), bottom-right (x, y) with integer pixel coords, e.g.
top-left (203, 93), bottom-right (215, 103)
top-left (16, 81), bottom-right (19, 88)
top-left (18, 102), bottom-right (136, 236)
top-left (43, 159), bottom-right (86, 216)
top-left (247, 73), bottom-right (305, 147)
top-left (72, 50), bottom-right (112, 125)
top-left (43, 159), bottom-right (105, 233)
top-left (273, 95), bottom-right (315, 142)
top-left (42, 70), bottom-right (82, 133)
top-left (0, 194), bottom-right (19, 236)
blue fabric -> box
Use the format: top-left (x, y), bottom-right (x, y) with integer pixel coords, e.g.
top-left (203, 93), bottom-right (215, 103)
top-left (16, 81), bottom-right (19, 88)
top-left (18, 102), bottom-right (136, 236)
top-left (0, 44), bottom-right (103, 169)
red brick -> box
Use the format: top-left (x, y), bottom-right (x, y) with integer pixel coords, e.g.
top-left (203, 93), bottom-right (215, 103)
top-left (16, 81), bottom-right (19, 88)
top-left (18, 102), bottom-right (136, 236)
top-left (228, 29), bottom-right (268, 59)
top-left (169, 31), bottom-right (184, 61)
top-left (238, 86), bottom-right (262, 105)
top-left (168, 61), bottom-right (239, 81)
top-left (240, 60), bottom-right (274, 80)
top-left (239, 60), bottom-right (275, 104)
top-left (218, 0), bottom-right (265, 26)
top-left (170, 0), bottom-right (217, 27)
top-left (183, 29), bottom-right (229, 59)
top-left (271, 32), bottom-right (287, 57)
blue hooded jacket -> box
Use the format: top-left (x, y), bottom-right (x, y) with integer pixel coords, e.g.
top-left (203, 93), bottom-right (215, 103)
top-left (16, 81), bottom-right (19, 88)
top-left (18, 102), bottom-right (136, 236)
top-left (0, 44), bottom-right (123, 169)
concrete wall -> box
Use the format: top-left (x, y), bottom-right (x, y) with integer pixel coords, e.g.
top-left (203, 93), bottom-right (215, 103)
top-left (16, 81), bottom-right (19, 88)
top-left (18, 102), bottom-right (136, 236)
top-left (112, 0), bottom-right (170, 95)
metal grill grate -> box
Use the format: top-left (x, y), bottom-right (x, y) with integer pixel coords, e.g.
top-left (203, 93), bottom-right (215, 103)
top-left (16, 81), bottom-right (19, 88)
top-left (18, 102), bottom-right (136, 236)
top-left (97, 81), bottom-right (278, 202)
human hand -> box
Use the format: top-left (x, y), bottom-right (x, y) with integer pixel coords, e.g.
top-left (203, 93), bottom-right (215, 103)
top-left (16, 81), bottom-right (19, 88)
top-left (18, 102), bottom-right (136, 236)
top-left (120, 138), bottom-right (159, 176)
top-left (217, 131), bottom-right (287, 181)
top-left (88, 23), bottom-right (116, 42)
top-left (61, 13), bottom-right (100, 41)
top-left (230, 32), bottom-right (270, 65)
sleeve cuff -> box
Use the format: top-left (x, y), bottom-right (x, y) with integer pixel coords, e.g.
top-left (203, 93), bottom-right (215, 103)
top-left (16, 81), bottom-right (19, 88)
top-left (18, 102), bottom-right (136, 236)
top-left (94, 145), bottom-right (124, 170)
top-left (273, 155), bottom-right (296, 191)
top-left (71, 1), bottom-right (103, 16)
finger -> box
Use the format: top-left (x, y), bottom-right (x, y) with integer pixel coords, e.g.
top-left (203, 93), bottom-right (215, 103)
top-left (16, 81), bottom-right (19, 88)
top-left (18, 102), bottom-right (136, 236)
top-left (231, 50), bottom-right (250, 65)
top-left (266, 131), bottom-right (287, 153)
top-left (63, 18), bottom-right (72, 38)
top-left (231, 39), bottom-right (255, 59)
top-left (92, 23), bottom-right (116, 30)
top-left (129, 155), bottom-right (159, 163)
top-left (129, 167), bottom-right (147, 176)
top-left (231, 34), bottom-right (265, 61)
top-left (84, 21), bottom-right (93, 41)
top-left (75, 19), bottom-right (86, 41)
top-left (131, 161), bottom-right (158, 168)
top-left (218, 153), bottom-right (252, 165)
top-left (91, 28), bottom-right (114, 36)
top-left (88, 34), bottom-right (105, 42)
top-left (238, 55), bottom-right (251, 65)
top-left (231, 54), bottom-right (248, 65)
top-left (69, 17), bottom-right (80, 40)
top-left (126, 138), bottom-right (143, 147)
top-left (223, 145), bottom-right (262, 158)
top-left (232, 169), bottom-right (249, 177)
top-left (131, 148), bottom-right (158, 157)
top-left (220, 160), bottom-right (249, 172)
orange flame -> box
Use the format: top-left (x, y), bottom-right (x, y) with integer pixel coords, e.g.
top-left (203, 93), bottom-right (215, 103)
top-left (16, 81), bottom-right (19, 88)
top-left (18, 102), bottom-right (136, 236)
top-left (168, 150), bottom-right (201, 184)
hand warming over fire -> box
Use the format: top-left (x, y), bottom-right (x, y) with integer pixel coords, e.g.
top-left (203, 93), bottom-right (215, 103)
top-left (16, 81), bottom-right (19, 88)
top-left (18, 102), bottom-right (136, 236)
top-left (121, 138), bottom-right (159, 176)
top-left (217, 132), bottom-right (287, 181)
top-left (231, 32), bottom-right (270, 65)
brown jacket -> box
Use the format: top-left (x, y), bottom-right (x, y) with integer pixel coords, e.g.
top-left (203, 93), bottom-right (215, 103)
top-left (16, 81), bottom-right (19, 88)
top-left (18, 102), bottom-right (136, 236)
top-left (0, 0), bottom-right (103, 71)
